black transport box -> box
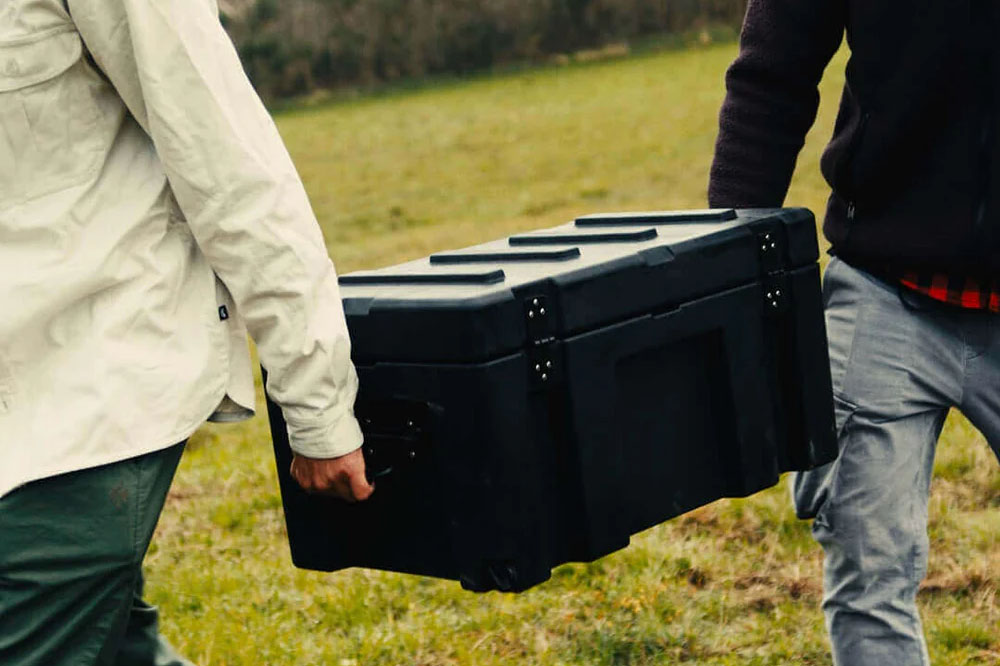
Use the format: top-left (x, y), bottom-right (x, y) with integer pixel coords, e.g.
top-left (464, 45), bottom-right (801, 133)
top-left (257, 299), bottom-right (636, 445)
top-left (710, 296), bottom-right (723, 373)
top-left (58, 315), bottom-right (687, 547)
top-left (265, 208), bottom-right (837, 593)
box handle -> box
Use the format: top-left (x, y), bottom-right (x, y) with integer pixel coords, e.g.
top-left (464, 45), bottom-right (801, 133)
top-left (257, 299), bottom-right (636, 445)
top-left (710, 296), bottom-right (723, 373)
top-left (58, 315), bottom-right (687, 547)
top-left (430, 248), bottom-right (581, 264)
top-left (356, 398), bottom-right (436, 484)
top-left (509, 228), bottom-right (657, 245)
top-left (574, 209), bottom-right (737, 226)
top-left (339, 270), bottom-right (506, 286)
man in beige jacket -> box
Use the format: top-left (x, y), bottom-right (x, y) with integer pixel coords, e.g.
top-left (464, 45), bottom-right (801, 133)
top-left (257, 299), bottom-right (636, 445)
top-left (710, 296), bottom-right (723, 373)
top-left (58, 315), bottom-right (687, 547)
top-left (0, 0), bottom-right (372, 663)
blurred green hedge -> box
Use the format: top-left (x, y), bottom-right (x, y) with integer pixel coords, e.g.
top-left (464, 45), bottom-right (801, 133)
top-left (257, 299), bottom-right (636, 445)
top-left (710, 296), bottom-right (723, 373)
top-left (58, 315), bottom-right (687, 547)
top-left (222, 0), bottom-right (747, 100)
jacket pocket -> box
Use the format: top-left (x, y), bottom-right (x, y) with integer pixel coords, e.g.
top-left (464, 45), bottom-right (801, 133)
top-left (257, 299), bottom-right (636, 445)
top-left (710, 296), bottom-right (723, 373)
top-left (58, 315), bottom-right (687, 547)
top-left (0, 26), bottom-right (102, 209)
top-left (834, 111), bottom-right (871, 208)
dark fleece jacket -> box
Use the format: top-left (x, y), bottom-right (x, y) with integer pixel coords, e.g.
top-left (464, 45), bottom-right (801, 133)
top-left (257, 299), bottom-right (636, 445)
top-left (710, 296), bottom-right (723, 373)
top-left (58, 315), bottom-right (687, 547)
top-left (710, 0), bottom-right (1000, 275)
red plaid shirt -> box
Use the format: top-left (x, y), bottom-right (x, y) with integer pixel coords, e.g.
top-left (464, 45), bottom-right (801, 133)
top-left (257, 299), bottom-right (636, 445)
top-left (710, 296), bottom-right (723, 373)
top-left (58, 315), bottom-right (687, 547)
top-left (899, 271), bottom-right (1000, 313)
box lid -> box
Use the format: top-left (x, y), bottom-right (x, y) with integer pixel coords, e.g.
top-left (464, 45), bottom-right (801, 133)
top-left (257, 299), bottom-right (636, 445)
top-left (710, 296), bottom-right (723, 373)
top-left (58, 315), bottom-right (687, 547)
top-left (340, 208), bottom-right (818, 363)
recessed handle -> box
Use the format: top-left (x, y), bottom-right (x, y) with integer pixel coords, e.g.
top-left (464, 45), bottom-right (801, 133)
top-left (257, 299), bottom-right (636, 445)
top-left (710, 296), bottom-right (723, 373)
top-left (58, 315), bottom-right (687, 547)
top-left (339, 270), bottom-right (506, 286)
top-left (430, 248), bottom-right (582, 264)
top-left (509, 228), bottom-right (658, 245)
top-left (575, 209), bottom-right (737, 226)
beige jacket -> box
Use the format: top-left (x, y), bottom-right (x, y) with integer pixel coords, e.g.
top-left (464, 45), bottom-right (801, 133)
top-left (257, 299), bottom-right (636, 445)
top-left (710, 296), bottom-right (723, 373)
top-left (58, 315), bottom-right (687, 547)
top-left (0, 0), bottom-right (363, 497)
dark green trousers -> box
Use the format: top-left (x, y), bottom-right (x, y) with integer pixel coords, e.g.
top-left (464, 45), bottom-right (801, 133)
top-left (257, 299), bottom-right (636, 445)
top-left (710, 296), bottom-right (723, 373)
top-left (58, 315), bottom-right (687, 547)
top-left (0, 443), bottom-right (194, 666)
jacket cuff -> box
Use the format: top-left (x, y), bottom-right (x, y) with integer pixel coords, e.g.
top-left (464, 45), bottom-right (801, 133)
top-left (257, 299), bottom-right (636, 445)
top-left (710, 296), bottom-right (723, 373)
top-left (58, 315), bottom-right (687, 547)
top-left (286, 411), bottom-right (364, 459)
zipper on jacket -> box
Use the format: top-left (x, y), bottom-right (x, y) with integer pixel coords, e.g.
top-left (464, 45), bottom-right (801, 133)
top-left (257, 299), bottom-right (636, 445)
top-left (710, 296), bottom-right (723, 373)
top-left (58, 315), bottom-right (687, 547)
top-left (973, 40), bottom-right (991, 236)
top-left (974, 83), bottom-right (992, 238)
top-left (843, 112), bottom-right (869, 225)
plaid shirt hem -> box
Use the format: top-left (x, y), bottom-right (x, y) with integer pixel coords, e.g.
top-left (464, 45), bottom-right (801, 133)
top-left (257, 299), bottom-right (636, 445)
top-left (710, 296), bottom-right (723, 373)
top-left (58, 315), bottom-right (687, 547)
top-left (899, 271), bottom-right (1000, 313)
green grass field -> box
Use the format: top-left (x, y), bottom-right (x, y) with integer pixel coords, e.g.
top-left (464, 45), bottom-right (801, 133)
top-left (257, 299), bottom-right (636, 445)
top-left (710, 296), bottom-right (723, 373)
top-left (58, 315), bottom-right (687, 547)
top-left (150, 41), bottom-right (1000, 665)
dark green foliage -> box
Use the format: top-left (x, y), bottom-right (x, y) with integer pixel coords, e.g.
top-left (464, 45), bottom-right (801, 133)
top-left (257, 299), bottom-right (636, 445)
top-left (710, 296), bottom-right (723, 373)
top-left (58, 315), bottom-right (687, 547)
top-left (224, 0), bottom-right (747, 100)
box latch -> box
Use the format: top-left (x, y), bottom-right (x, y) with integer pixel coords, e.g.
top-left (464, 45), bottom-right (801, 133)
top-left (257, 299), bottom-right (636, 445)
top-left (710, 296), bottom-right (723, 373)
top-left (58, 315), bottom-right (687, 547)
top-left (524, 295), bottom-right (557, 345)
top-left (757, 229), bottom-right (784, 274)
top-left (763, 274), bottom-right (792, 317)
top-left (527, 343), bottom-right (562, 390)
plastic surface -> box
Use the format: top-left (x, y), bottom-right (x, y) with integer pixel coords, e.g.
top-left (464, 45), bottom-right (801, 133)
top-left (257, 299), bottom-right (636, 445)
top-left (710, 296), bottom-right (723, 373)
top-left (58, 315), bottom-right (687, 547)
top-left (266, 208), bottom-right (837, 592)
top-left (338, 208), bottom-right (820, 363)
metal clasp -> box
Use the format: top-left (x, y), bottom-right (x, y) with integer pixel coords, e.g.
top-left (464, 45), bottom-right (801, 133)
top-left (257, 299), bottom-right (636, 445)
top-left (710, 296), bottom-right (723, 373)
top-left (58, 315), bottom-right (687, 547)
top-left (757, 229), bottom-right (784, 274)
top-left (763, 274), bottom-right (791, 316)
top-left (524, 295), bottom-right (556, 345)
top-left (527, 343), bottom-right (562, 389)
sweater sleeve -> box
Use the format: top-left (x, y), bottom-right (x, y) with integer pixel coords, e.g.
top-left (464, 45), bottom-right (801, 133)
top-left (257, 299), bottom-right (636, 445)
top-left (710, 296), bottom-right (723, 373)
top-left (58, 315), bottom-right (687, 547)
top-left (709, 0), bottom-right (846, 208)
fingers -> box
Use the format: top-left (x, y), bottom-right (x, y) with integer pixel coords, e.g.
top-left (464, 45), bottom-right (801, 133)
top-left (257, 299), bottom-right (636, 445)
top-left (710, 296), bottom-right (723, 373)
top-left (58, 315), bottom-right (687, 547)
top-left (348, 466), bottom-right (375, 502)
top-left (291, 460), bottom-right (349, 501)
top-left (326, 475), bottom-right (357, 503)
top-left (290, 451), bottom-right (375, 503)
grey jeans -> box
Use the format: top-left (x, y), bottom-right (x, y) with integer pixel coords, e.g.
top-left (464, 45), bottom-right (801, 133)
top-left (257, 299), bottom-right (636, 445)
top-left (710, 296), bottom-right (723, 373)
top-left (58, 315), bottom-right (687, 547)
top-left (793, 257), bottom-right (1000, 665)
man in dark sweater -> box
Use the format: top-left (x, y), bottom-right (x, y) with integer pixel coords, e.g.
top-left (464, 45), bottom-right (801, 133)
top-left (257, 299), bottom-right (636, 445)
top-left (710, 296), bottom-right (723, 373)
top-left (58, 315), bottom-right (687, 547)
top-left (710, 1), bottom-right (1000, 664)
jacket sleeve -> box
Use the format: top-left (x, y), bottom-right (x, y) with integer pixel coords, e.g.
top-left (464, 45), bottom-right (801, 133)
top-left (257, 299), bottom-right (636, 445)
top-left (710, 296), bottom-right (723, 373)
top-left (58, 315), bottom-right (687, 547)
top-left (709, 0), bottom-right (846, 208)
top-left (67, 0), bottom-right (364, 459)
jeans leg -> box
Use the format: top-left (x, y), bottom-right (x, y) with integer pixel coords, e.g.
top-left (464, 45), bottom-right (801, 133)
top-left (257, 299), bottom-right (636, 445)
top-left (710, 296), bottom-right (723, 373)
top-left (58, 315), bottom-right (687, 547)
top-left (0, 443), bottom-right (187, 666)
top-left (815, 407), bottom-right (946, 666)
top-left (794, 258), bottom-right (964, 666)
top-left (957, 311), bottom-right (1000, 463)
top-left (114, 571), bottom-right (195, 666)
